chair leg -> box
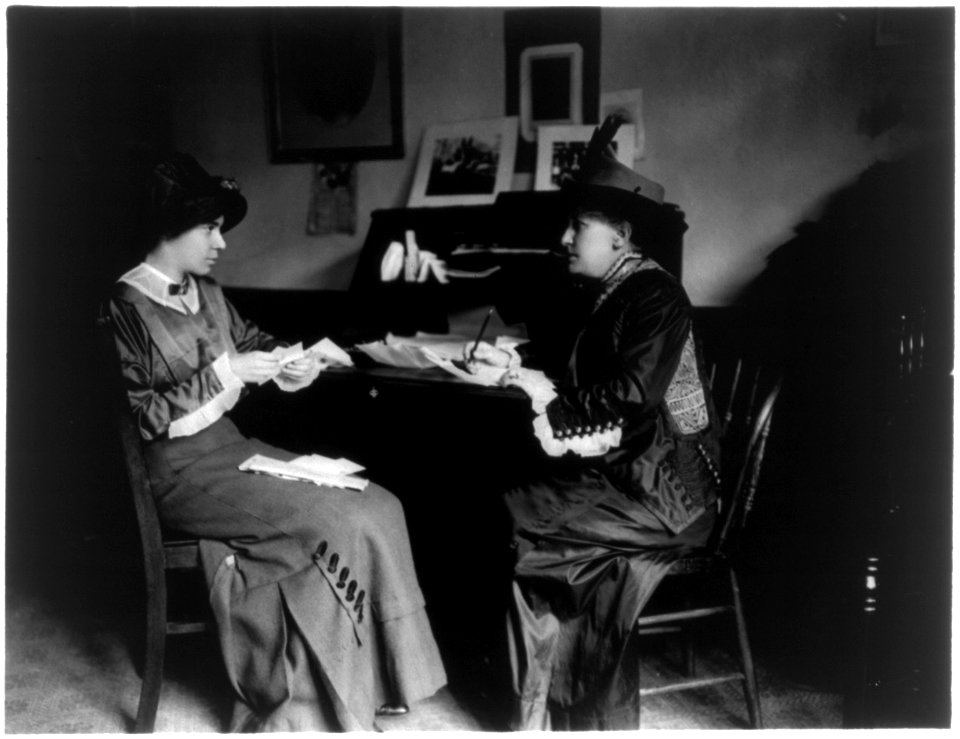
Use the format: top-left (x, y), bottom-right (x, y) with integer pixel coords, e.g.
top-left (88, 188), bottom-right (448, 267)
top-left (134, 577), bottom-right (168, 732)
top-left (729, 569), bottom-right (762, 729)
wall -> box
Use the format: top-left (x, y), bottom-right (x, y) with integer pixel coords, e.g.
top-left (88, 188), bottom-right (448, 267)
top-left (162, 8), bottom-right (944, 304)
top-left (601, 7), bottom-right (910, 304)
top-left (165, 8), bottom-right (504, 291)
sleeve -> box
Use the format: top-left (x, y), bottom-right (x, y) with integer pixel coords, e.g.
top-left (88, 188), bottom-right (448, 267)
top-left (225, 295), bottom-right (283, 353)
top-left (545, 282), bottom-right (691, 437)
top-left (109, 298), bottom-right (244, 441)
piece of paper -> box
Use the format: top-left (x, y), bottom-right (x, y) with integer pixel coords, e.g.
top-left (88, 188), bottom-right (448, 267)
top-left (420, 347), bottom-right (507, 386)
top-left (290, 453), bottom-right (365, 476)
top-left (239, 453), bottom-right (368, 491)
top-left (255, 343), bottom-right (306, 384)
top-left (307, 337), bottom-right (353, 367)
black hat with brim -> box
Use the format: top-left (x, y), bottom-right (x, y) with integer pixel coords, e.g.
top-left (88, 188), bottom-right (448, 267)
top-left (147, 152), bottom-right (247, 240)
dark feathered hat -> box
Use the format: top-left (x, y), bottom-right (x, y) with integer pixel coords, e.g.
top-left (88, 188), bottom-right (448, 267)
top-left (562, 115), bottom-right (667, 237)
top-left (143, 152), bottom-right (247, 241)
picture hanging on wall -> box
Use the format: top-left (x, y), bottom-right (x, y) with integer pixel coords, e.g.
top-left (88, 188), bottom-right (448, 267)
top-left (407, 117), bottom-right (519, 208)
top-left (519, 43), bottom-right (583, 143)
top-left (534, 123), bottom-right (636, 191)
top-left (266, 7), bottom-right (404, 163)
top-left (504, 7), bottom-right (601, 173)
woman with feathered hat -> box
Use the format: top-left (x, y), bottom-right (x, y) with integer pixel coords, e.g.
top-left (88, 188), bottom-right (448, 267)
top-left (104, 152), bottom-right (446, 731)
top-left (470, 118), bottom-right (721, 730)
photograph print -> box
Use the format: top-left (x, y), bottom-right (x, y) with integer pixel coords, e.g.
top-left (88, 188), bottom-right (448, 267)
top-left (408, 117), bottom-right (518, 207)
top-left (535, 123), bottom-right (635, 191)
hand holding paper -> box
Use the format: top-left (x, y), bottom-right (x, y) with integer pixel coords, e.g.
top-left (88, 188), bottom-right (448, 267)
top-left (230, 350), bottom-right (281, 385)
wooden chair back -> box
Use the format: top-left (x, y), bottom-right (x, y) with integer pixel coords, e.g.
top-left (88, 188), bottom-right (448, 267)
top-left (95, 313), bottom-right (208, 733)
top-left (705, 359), bottom-right (783, 556)
top-left (96, 315), bottom-right (168, 589)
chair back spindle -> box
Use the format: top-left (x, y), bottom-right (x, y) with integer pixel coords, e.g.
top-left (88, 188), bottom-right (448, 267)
top-left (714, 375), bottom-right (783, 555)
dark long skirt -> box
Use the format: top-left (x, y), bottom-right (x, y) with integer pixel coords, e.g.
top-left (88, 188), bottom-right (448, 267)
top-left (143, 417), bottom-right (447, 731)
top-left (505, 466), bottom-right (715, 730)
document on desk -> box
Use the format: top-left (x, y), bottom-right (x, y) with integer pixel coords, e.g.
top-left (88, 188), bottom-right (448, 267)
top-left (355, 332), bottom-right (476, 369)
top-left (419, 347), bottom-right (508, 387)
top-left (239, 453), bottom-right (369, 491)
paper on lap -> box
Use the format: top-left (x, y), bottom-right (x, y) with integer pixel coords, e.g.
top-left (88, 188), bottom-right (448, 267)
top-left (239, 453), bottom-right (369, 491)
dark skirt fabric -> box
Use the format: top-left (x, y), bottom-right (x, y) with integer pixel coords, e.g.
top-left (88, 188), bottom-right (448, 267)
top-left (505, 467), bottom-right (715, 730)
top-left (144, 417), bottom-right (447, 731)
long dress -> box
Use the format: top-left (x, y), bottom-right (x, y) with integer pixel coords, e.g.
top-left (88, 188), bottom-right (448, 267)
top-left (106, 263), bottom-right (447, 732)
top-left (506, 254), bottom-right (721, 730)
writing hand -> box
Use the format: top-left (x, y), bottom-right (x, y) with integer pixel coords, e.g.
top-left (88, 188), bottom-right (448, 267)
top-left (229, 351), bottom-right (280, 384)
top-left (463, 341), bottom-right (513, 372)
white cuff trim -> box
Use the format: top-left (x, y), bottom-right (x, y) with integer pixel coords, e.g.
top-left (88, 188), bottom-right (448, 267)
top-left (168, 355), bottom-right (242, 438)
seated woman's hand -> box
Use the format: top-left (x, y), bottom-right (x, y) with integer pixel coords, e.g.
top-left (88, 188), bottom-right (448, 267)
top-left (229, 351), bottom-right (280, 384)
top-left (279, 355), bottom-right (319, 381)
top-left (464, 341), bottom-right (514, 373)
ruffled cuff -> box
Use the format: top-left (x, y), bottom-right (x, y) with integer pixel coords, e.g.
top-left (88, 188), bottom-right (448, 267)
top-left (532, 413), bottom-right (623, 458)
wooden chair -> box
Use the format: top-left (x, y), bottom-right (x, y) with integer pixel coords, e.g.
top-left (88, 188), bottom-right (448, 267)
top-left (636, 361), bottom-right (783, 729)
top-left (96, 316), bottom-right (213, 733)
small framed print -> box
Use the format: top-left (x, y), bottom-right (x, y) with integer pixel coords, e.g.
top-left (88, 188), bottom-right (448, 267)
top-left (407, 117), bottom-right (519, 208)
top-left (534, 123), bottom-right (636, 191)
top-left (519, 43), bottom-right (583, 143)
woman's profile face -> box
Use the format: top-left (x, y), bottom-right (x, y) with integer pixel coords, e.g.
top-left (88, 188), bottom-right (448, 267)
top-left (164, 216), bottom-right (227, 276)
top-left (561, 212), bottom-right (625, 280)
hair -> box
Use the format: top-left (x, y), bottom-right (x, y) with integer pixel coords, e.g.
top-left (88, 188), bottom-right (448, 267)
top-left (156, 197), bottom-right (225, 242)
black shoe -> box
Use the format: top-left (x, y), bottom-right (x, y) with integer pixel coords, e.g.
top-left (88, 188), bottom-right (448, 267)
top-left (376, 703), bottom-right (409, 717)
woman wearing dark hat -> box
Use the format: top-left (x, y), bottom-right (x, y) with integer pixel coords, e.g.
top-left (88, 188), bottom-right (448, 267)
top-left (470, 119), bottom-right (721, 730)
top-left (105, 152), bottom-right (446, 731)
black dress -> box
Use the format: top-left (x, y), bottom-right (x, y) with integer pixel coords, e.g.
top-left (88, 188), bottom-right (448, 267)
top-left (505, 254), bottom-right (721, 730)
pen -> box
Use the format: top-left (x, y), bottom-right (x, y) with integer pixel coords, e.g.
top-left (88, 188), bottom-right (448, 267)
top-left (468, 306), bottom-right (495, 362)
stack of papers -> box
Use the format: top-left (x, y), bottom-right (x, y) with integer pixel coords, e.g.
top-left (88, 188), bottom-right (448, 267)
top-left (355, 332), bottom-right (475, 369)
top-left (239, 453), bottom-right (369, 491)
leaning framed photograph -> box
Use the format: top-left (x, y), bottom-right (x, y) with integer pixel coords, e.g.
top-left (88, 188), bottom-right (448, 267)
top-left (519, 43), bottom-right (583, 143)
top-left (266, 7), bottom-right (404, 163)
top-left (534, 123), bottom-right (636, 191)
top-left (407, 117), bottom-right (519, 208)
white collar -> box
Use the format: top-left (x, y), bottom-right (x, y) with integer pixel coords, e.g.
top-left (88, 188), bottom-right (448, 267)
top-left (118, 263), bottom-right (200, 314)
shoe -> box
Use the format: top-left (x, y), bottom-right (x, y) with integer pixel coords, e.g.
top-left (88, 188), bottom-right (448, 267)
top-left (375, 703), bottom-right (409, 717)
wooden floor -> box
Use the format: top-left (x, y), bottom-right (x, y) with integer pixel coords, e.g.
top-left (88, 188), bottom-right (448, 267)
top-left (4, 535), bottom-right (843, 732)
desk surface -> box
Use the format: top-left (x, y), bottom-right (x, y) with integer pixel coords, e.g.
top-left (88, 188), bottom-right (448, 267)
top-left (323, 364), bottom-right (528, 400)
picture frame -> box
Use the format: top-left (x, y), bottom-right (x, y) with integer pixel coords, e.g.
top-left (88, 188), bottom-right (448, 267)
top-left (265, 7), bottom-right (404, 163)
top-left (407, 117), bottom-right (519, 208)
top-left (519, 43), bottom-right (583, 143)
top-left (534, 123), bottom-right (636, 191)
top-left (504, 7), bottom-right (601, 173)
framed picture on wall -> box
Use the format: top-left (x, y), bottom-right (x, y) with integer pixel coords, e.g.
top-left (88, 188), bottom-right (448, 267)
top-left (534, 123), bottom-right (636, 191)
top-left (407, 117), bottom-right (519, 208)
top-left (504, 7), bottom-right (601, 173)
top-left (519, 43), bottom-right (583, 143)
top-left (266, 7), bottom-right (404, 163)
